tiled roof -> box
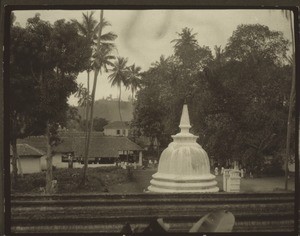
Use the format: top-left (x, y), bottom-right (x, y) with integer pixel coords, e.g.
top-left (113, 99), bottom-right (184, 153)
top-left (18, 136), bottom-right (48, 153)
top-left (54, 137), bottom-right (74, 153)
top-left (17, 136), bottom-right (73, 154)
top-left (10, 144), bottom-right (45, 157)
top-left (103, 121), bottom-right (130, 129)
top-left (59, 131), bottom-right (104, 137)
top-left (74, 136), bottom-right (143, 158)
top-left (18, 135), bottom-right (143, 158)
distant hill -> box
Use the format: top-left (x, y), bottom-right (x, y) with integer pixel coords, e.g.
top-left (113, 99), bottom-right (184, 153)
top-left (77, 99), bottom-right (134, 122)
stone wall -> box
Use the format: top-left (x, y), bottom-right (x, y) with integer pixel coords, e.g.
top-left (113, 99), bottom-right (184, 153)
top-left (11, 192), bottom-right (295, 233)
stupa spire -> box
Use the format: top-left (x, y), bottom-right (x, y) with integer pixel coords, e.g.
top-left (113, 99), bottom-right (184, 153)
top-left (179, 104), bottom-right (191, 133)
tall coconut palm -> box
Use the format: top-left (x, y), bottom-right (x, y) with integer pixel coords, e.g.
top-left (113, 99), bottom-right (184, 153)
top-left (171, 27), bottom-right (199, 66)
top-left (108, 57), bottom-right (129, 123)
top-left (81, 10), bottom-right (116, 185)
top-left (73, 11), bottom-right (98, 161)
top-left (126, 64), bottom-right (142, 104)
top-left (74, 12), bottom-right (117, 139)
top-left (171, 27), bottom-right (198, 49)
top-left (73, 11), bottom-right (97, 103)
top-left (97, 22), bottom-right (117, 51)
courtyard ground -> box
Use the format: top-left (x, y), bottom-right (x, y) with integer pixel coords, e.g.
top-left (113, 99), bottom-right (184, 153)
top-left (12, 166), bottom-right (295, 194)
top-left (108, 168), bottom-right (295, 193)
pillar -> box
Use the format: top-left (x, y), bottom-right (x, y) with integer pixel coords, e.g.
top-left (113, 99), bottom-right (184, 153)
top-left (138, 151), bottom-right (143, 166)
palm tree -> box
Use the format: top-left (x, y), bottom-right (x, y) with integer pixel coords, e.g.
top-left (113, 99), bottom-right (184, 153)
top-left (151, 55), bottom-right (169, 68)
top-left (171, 27), bottom-right (198, 48)
top-left (81, 10), bottom-right (116, 185)
top-left (171, 27), bottom-right (199, 65)
top-left (97, 23), bottom-right (117, 51)
top-left (73, 11), bottom-right (97, 102)
top-left (75, 83), bottom-right (92, 108)
top-left (108, 57), bottom-right (129, 122)
top-left (74, 12), bottom-right (117, 137)
top-left (126, 64), bottom-right (142, 104)
top-left (73, 12), bottom-right (98, 163)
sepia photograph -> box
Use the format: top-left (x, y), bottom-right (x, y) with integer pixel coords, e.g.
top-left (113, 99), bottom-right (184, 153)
top-left (1, 2), bottom-right (299, 235)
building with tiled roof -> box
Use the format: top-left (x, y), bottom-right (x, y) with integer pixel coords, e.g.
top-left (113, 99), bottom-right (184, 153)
top-left (103, 121), bottom-right (130, 137)
top-left (59, 131), bottom-right (105, 138)
top-left (10, 144), bottom-right (44, 174)
top-left (74, 136), bottom-right (143, 158)
top-left (17, 137), bottom-right (48, 153)
top-left (10, 143), bottom-right (45, 156)
top-left (73, 136), bottom-right (143, 165)
top-left (17, 133), bottom-right (144, 170)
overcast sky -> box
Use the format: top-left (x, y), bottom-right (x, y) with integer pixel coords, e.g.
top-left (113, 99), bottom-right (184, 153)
top-left (13, 9), bottom-right (294, 106)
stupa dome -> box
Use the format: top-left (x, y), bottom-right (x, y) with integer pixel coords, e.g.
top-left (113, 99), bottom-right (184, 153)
top-left (148, 104), bottom-right (219, 193)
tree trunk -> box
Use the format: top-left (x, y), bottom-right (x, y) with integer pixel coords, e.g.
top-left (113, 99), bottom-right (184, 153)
top-left (11, 138), bottom-right (19, 187)
top-left (82, 70), bottom-right (91, 181)
top-left (157, 139), bottom-right (160, 159)
top-left (82, 70), bottom-right (99, 185)
top-left (45, 121), bottom-right (53, 194)
top-left (86, 70), bottom-right (90, 127)
top-left (87, 70), bottom-right (90, 98)
top-left (86, 70), bottom-right (90, 130)
top-left (284, 12), bottom-right (295, 191)
top-left (131, 88), bottom-right (134, 105)
top-left (17, 157), bottom-right (23, 177)
top-left (16, 140), bottom-right (23, 177)
top-left (119, 85), bottom-right (123, 122)
top-left (81, 10), bottom-right (104, 185)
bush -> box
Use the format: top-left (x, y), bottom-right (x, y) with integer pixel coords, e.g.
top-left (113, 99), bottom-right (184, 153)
top-left (263, 165), bottom-right (285, 177)
top-left (32, 177), bottom-right (46, 188)
top-left (262, 155), bottom-right (285, 177)
top-left (11, 172), bottom-right (46, 193)
top-left (11, 167), bottom-right (130, 194)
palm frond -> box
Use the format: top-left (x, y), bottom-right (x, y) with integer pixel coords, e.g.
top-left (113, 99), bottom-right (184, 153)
top-left (100, 32), bottom-right (118, 41)
top-left (100, 42), bottom-right (116, 51)
top-left (93, 18), bottom-right (111, 34)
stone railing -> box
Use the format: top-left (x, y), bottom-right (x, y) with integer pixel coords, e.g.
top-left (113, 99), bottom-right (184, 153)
top-left (11, 192), bottom-right (295, 233)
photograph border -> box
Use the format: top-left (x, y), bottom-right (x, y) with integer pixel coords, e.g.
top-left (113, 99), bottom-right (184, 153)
top-left (1, 1), bottom-right (299, 235)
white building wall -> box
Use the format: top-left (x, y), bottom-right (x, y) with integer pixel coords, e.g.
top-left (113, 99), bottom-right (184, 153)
top-left (104, 128), bottom-right (117, 136)
top-left (288, 162), bottom-right (295, 172)
top-left (73, 163), bottom-right (116, 168)
top-left (41, 154), bottom-right (68, 170)
top-left (41, 155), bottom-right (47, 170)
top-left (53, 154), bottom-right (68, 168)
top-left (18, 154), bottom-right (119, 172)
top-left (10, 157), bottom-right (41, 174)
top-left (104, 128), bottom-right (129, 136)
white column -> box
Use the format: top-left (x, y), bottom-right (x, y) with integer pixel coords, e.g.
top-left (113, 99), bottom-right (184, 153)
top-left (138, 151), bottom-right (143, 166)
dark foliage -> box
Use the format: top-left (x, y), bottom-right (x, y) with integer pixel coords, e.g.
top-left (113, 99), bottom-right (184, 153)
top-left (132, 25), bottom-right (294, 175)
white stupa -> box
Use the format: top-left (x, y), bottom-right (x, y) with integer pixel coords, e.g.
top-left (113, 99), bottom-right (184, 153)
top-left (148, 104), bottom-right (219, 193)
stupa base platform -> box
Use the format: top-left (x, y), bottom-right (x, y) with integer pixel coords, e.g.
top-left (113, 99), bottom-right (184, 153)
top-left (148, 173), bottom-right (219, 193)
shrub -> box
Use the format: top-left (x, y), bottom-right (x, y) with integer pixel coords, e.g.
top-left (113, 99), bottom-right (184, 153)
top-left (11, 167), bottom-right (131, 194)
top-left (262, 155), bottom-right (285, 177)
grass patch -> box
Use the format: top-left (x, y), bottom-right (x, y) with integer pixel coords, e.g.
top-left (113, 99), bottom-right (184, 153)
top-left (11, 166), bottom-right (129, 194)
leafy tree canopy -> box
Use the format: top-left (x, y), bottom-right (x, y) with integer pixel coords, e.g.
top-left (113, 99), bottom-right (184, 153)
top-left (10, 14), bottom-right (91, 142)
top-left (133, 24), bottom-right (293, 174)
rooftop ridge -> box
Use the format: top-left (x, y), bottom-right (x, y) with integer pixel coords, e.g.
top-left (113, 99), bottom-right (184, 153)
top-left (11, 143), bottom-right (45, 156)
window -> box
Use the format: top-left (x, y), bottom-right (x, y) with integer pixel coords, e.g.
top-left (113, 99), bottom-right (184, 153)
top-left (116, 129), bottom-right (120, 135)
